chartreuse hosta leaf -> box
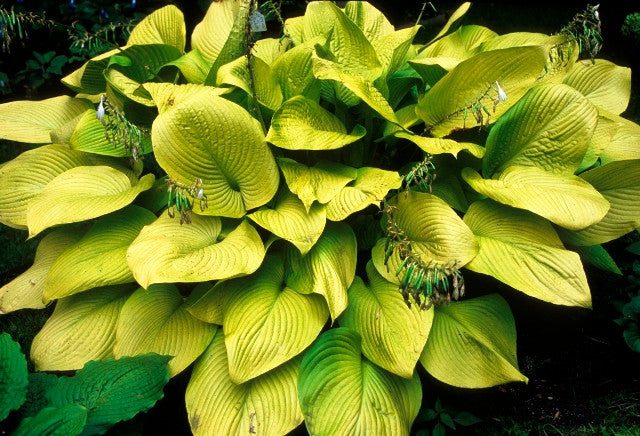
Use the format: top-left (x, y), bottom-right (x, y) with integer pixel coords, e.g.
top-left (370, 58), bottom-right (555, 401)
top-left (284, 222), bottom-right (357, 321)
top-left (578, 111), bottom-right (618, 171)
top-left (159, 49), bottom-right (210, 84)
top-left (114, 284), bottom-right (216, 377)
top-left (418, 25), bottom-right (497, 61)
top-left (13, 405), bottom-right (87, 436)
top-left (344, 1), bottom-right (394, 44)
top-left (395, 131), bottom-right (485, 158)
top-left (372, 192), bottom-right (478, 284)
top-left (563, 59), bottom-right (631, 115)
top-left (252, 38), bottom-right (291, 65)
top-left (0, 229), bottom-right (80, 314)
top-left (463, 200), bottom-right (591, 307)
top-left (151, 88), bottom-right (279, 218)
top-left (304, 1), bottom-right (382, 81)
top-left (482, 84), bottom-right (598, 177)
top-left (298, 328), bottom-right (422, 435)
top-left (204, 255), bottom-right (328, 383)
top-left (416, 46), bottom-right (548, 137)
top-left (476, 32), bottom-right (555, 52)
top-left (44, 206), bottom-right (156, 302)
top-left (30, 284), bottom-right (134, 371)
top-left (267, 95), bottom-right (366, 150)
top-left (558, 160), bottom-right (640, 246)
top-left (599, 111), bottom-right (640, 165)
top-left (26, 166), bottom-right (155, 238)
top-left (0, 145), bottom-right (118, 229)
top-left (70, 109), bottom-right (152, 157)
top-left (191, 0), bottom-right (242, 63)
top-left (271, 37), bottom-right (325, 100)
top-left (0, 96), bottom-right (92, 143)
top-left (0, 333), bottom-right (28, 421)
top-left (144, 82), bottom-right (227, 114)
top-left (62, 48), bottom-right (117, 94)
top-left (374, 26), bottom-right (420, 80)
top-left (186, 331), bottom-right (303, 436)
top-left (127, 5), bottom-right (186, 52)
top-left (325, 167), bottom-right (402, 221)
top-left (421, 294), bottom-right (527, 388)
top-left (127, 212), bottom-right (265, 289)
top-left (312, 55), bottom-right (398, 123)
top-left (427, 2), bottom-right (471, 43)
top-left (277, 158), bottom-right (357, 211)
top-left (339, 262), bottom-right (433, 378)
top-left (216, 55), bottom-right (283, 111)
top-left (47, 354), bottom-right (171, 434)
top-left (249, 190), bottom-right (326, 255)
top-left (462, 166), bottom-right (609, 231)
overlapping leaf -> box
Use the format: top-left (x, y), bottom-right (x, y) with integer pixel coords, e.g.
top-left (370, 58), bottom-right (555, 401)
top-left (0, 229), bottom-right (81, 313)
top-left (151, 88), bottom-right (279, 218)
top-left (298, 328), bottom-right (422, 435)
top-left (372, 192), bottom-right (478, 284)
top-left (325, 167), bottom-right (401, 221)
top-left (13, 405), bottom-right (87, 436)
top-left (344, 1), bottom-right (394, 43)
top-left (464, 200), bottom-right (591, 307)
top-left (186, 331), bottom-right (303, 436)
top-left (271, 37), bottom-right (325, 100)
top-left (482, 84), bottom-right (598, 177)
top-left (127, 5), bottom-right (186, 52)
top-left (339, 262), bottom-right (433, 378)
top-left (127, 213), bottom-right (265, 289)
top-left (211, 255), bottom-right (328, 383)
top-left (216, 55), bottom-right (283, 111)
top-left (114, 284), bottom-right (216, 377)
top-left (26, 166), bottom-right (154, 238)
top-left (30, 285), bottom-right (134, 371)
top-left (44, 206), bottom-right (156, 302)
top-left (395, 131), bottom-right (485, 158)
top-left (284, 222), bottom-right (357, 320)
top-left (0, 333), bottom-right (28, 421)
top-left (191, 0), bottom-right (245, 63)
top-left (420, 294), bottom-right (527, 388)
top-left (267, 95), bottom-right (366, 150)
top-left (599, 111), bottom-right (640, 165)
top-left (462, 166), bottom-right (609, 230)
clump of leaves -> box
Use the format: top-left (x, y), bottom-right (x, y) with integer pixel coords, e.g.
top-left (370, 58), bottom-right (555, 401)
top-left (0, 1), bottom-right (638, 435)
top-left (414, 397), bottom-right (482, 436)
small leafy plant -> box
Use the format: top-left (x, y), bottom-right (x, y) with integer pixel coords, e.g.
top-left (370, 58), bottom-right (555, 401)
top-left (0, 1), bottom-right (639, 434)
top-left (414, 397), bottom-right (482, 436)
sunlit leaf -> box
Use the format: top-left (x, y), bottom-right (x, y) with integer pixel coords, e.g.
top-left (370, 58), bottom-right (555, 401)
top-left (127, 5), bottom-right (186, 52)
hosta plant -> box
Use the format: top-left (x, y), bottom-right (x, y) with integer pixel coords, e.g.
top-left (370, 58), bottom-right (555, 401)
top-left (0, 1), bottom-right (638, 434)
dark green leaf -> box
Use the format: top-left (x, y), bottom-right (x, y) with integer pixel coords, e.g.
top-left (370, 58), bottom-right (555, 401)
top-left (417, 408), bottom-right (438, 423)
top-left (0, 332), bottom-right (28, 421)
top-left (432, 422), bottom-right (447, 436)
top-left (440, 412), bottom-right (456, 430)
top-left (20, 373), bottom-right (60, 418)
top-left (13, 405), bottom-right (87, 436)
top-left (454, 411), bottom-right (482, 426)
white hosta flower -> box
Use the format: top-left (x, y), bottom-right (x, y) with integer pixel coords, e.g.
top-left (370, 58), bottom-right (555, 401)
top-left (96, 95), bottom-right (105, 123)
top-left (495, 81), bottom-right (507, 102)
top-left (196, 188), bottom-right (204, 200)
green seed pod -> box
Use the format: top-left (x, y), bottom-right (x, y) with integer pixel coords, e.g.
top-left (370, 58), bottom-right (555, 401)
top-left (395, 257), bottom-right (409, 277)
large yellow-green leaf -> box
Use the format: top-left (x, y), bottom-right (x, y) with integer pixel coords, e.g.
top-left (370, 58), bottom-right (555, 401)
top-left (476, 32), bottom-right (555, 52)
top-left (144, 82), bottom-right (227, 114)
top-left (248, 190), bottom-right (325, 255)
top-left (563, 59), bottom-right (631, 115)
top-left (186, 331), bottom-right (303, 436)
top-left (0, 229), bottom-right (81, 314)
top-left (482, 84), bottom-right (598, 177)
top-left (0, 96), bottom-right (92, 143)
top-left (312, 55), bottom-right (398, 123)
top-left (30, 285), bottom-right (134, 371)
top-left (211, 255), bottom-right (328, 383)
top-left (26, 166), bottom-right (154, 238)
top-left (70, 109), bottom-right (152, 157)
top-left (127, 5), bottom-right (186, 52)
top-left (114, 284), bottom-right (216, 377)
top-left (427, 2), bottom-right (471, 43)
top-left (464, 200), bottom-right (591, 307)
top-left (395, 131), bottom-right (485, 158)
top-left (216, 55), bottom-right (283, 111)
top-left (43, 206), bottom-right (156, 302)
top-left (0, 145), bottom-right (117, 229)
top-left (298, 328), bottom-right (422, 435)
top-left (127, 213), bottom-right (265, 289)
top-left (277, 158), bottom-right (357, 211)
top-left (419, 25), bottom-right (497, 60)
top-left (339, 262), bottom-right (433, 378)
top-left (325, 167), bottom-right (401, 221)
top-left (558, 160), bottom-right (640, 246)
top-left (159, 49), bottom-right (210, 84)
top-left (578, 111), bottom-right (618, 172)
top-left (62, 48), bottom-right (117, 94)
top-left (191, 0), bottom-right (244, 63)
top-left (284, 15), bottom-right (304, 45)
top-left (266, 95), bottom-right (366, 150)
top-left (462, 166), bottom-right (609, 231)
top-left (416, 46), bottom-right (547, 137)
top-left (284, 222), bottom-right (357, 321)
top-left (599, 111), bottom-right (640, 165)
top-left (271, 37), bottom-right (325, 100)
top-left (252, 37), bottom-right (291, 65)
top-left (372, 192), bottom-right (478, 284)
top-left (420, 294), bottom-right (527, 388)
top-left (373, 26), bottom-right (420, 79)
top-left (151, 89), bottom-right (279, 218)
top-left (344, 1), bottom-right (394, 43)
top-left (104, 68), bottom-right (155, 108)
top-left (304, 1), bottom-right (382, 81)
